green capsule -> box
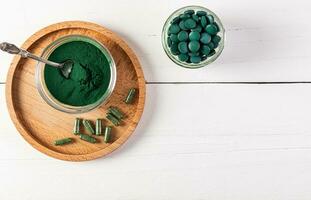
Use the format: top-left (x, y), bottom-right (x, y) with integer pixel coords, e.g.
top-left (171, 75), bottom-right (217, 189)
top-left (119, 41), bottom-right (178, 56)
top-left (189, 31), bottom-right (200, 41)
top-left (213, 22), bottom-right (220, 32)
top-left (196, 10), bottom-right (207, 16)
top-left (125, 88), bottom-right (137, 104)
top-left (168, 24), bottom-right (180, 34)
top-left (79, 133), bottom-right (97, 143)
top-left (170, 34), bottom-right (179, 42)
top-left (207, 15), bottom-right (214, 24)
top-left (178, 53), bottom-right (189, 62)
top-left (190, 56), bottom-right (201, 63)
top-left (191, 25), bottom-right (202, 32)
top-left (82, 119), bottom-right (95, 135)
top-left (104, 126), bottom-right (112, 143)
top-left (200, 33), bottom-right (212, 44)
top-left (207, 42), bottom-right (215, 50)
top-left (54, 138), bottom-right (73, 146)
top-left (177, 31), bottom-right (188, 41)
top-left (200, 16), bottom-right (207, 28)
top-left (212, 35), bottom-right (221, 44)
top-left (170, 42), bottom-right (179, 55)
top-left (95, 119), bottom-right (102, 136)
top-left (73, 118), bottom-right (80, 135)
top-left (171, 16), bottom-right (180, 24)
top-left (184, 18), bottom-right (196, 29)
top-left (108, 106), bottom-right (125, 120)
top-left (179, 20), bottom-right (187, 30)
top-left (178, 42), bottom-right (188, 54)
top-left (106, 113), bottom-right (120, 126)
top-left (205, 24), bottom-right (218, 35)
top-left (213, 41), bottom-right (219, 48)
top-left (188, 40), bottom-right (200, 52)
top-left (179, 13), bottom-right (191, 19)
top-left (167, 37), bottom-right (172, 47)
top-left (184, 9), bottom-right (195, 15)
top-left (201, 45), bottom-right (211, 55)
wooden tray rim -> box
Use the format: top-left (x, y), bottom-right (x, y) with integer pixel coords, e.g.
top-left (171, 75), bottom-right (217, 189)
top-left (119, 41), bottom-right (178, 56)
top-left (5, 21), bottom-right (146, 161)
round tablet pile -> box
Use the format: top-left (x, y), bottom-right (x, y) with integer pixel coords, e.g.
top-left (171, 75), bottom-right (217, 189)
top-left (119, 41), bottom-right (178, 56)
top-left (166, 9), bottom-right (222, 64)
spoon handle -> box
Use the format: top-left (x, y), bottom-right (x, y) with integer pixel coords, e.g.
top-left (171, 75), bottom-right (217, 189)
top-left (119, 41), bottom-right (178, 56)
top-left (0, 42), bottom-right (62, 68)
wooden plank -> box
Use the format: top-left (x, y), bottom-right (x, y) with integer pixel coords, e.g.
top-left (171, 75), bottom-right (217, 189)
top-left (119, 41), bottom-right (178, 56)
top-left (1, 84), bottom-right (311, 199)
top-left (1, 0), bottom-right (311, 82)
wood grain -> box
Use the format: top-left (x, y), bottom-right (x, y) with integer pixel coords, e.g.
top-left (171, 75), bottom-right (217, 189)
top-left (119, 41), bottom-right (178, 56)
top-left (1, 0), bottom-right (311, 82)
top-left (5, 21), bottom-right (146, 161)
top-left (2, 83), bottom-right (311, 199)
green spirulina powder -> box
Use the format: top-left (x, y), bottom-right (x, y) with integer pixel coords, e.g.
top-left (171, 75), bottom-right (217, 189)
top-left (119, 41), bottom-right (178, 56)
top-left (44, 41), bottom-right (111, 106)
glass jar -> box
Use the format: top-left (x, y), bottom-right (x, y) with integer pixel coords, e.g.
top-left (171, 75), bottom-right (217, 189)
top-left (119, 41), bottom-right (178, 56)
top-left (162, 5), bottom-right (225, 68)
top-left (35, 35), bottom-right (116, 114)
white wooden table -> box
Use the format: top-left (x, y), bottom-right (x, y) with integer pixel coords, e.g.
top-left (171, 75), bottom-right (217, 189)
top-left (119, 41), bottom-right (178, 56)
top-left (1, 0), bottom-right (311, 199)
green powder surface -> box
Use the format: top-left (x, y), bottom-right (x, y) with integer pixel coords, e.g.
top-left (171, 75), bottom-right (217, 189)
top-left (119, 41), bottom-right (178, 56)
top-left (44, 41), bottom-right (111, 106)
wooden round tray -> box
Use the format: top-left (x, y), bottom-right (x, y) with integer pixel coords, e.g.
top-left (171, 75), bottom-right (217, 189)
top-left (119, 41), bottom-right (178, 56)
top-left (5, 21), bottom-right (146, 161)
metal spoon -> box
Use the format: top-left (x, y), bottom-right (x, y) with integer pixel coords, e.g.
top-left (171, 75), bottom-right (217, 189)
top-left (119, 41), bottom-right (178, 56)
top-left (0, 42), bottom-right (73, 78)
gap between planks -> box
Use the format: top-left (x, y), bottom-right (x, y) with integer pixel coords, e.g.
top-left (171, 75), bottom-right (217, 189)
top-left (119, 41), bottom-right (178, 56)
top-left (2, 81), bottom-right (311, 85)
top-left (146, 81), bottom-right (311, 85)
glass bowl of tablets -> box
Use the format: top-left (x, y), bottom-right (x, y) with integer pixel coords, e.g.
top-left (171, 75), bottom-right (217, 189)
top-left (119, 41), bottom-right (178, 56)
top-left (162, 5), bottom-right (225, 68)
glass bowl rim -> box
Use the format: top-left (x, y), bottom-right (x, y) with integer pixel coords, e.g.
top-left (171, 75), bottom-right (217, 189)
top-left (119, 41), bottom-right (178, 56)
top-left (35, 34), bottom-right (117, 114)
